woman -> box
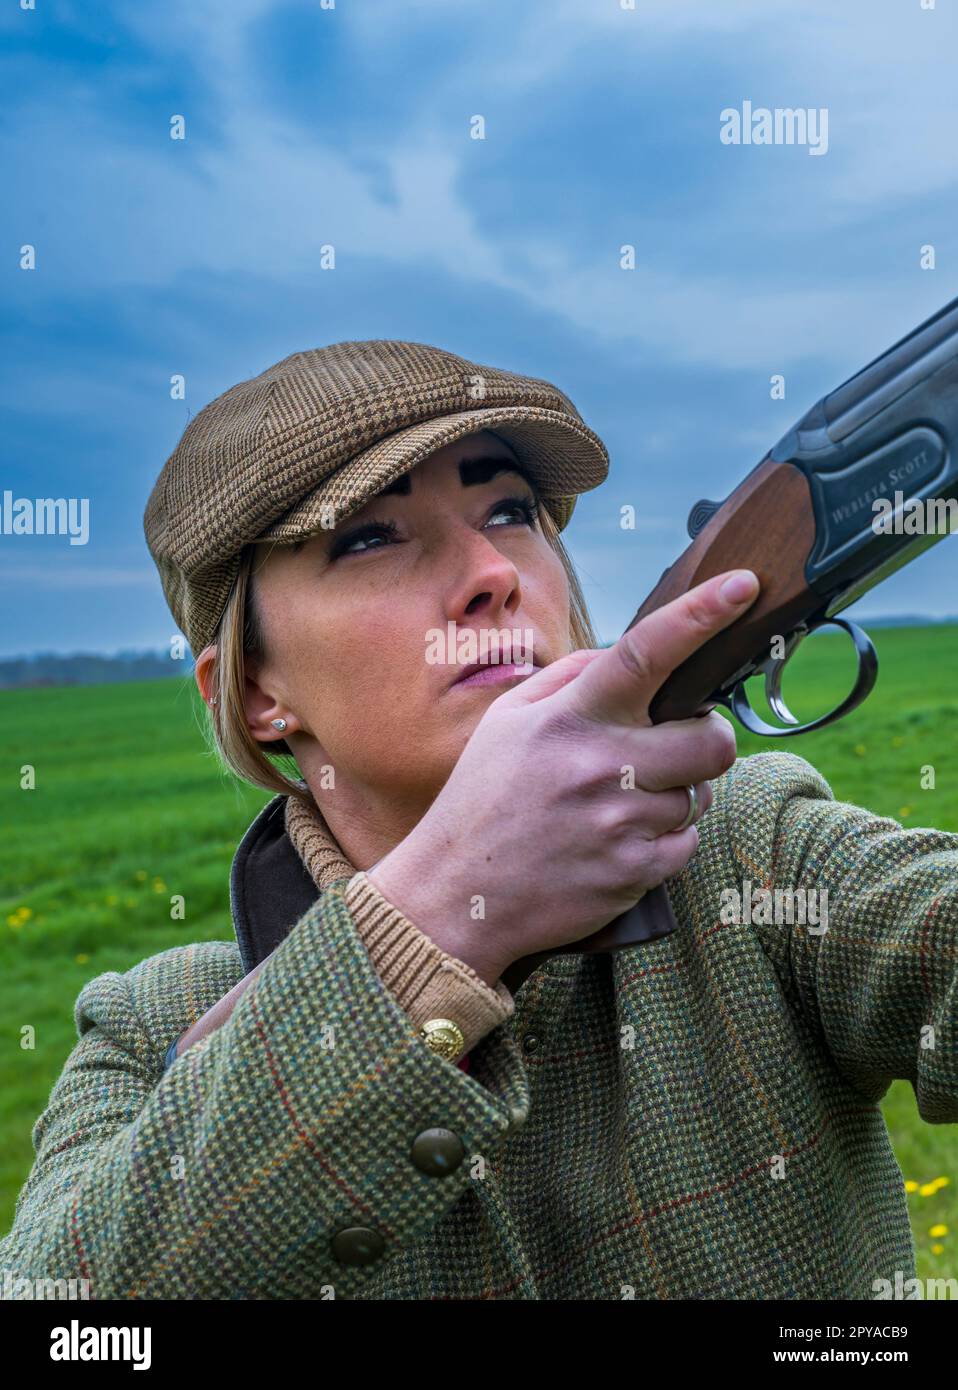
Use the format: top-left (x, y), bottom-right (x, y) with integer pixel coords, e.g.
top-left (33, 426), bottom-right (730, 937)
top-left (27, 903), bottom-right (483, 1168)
top-left (2, 339), bottom-right (956, 1301)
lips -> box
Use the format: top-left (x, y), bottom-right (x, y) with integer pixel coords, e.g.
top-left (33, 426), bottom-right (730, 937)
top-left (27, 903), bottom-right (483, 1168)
top-left (450, 653), bottom-right (542, 688)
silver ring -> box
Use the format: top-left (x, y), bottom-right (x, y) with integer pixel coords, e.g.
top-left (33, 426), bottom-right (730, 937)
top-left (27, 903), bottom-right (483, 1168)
top-left (675, 784), bottom-right (698, 832)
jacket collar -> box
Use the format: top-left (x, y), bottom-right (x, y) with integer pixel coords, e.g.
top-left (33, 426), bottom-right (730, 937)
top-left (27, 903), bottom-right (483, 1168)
top-left (230, 794), bottom-right (326, 974)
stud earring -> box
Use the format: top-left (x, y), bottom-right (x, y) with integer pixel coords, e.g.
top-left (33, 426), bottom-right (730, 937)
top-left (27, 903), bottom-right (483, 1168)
top-left (270, 718), bottom-right (288, 732)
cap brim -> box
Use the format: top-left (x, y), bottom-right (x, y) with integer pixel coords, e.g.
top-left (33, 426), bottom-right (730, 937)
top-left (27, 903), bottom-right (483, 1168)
top-left (254, 405), bottom-right (609, 543)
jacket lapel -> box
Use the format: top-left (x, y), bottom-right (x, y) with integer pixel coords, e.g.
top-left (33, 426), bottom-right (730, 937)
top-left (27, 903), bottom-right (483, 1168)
top-left (230, 794), bottom-right (324, 975)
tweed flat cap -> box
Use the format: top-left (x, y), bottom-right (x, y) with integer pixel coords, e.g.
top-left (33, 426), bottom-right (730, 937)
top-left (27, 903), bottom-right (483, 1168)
top-left (144, 339), bottom-right (610, 655)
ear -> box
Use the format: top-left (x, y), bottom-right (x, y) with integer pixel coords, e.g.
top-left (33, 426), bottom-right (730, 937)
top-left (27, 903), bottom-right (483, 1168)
top-left (242, 661), bottom-right (301, 743)
top-left (194, 645), bottom-right (219, 707)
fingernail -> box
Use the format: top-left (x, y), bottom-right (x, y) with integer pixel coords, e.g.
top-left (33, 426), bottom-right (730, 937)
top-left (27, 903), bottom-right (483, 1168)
top-left (720, 570), bottom-right (759, 604)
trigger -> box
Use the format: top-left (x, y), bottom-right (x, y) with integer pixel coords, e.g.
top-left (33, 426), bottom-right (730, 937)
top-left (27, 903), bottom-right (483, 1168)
top-left (756, 623), bottom-right (809, 727)
top-left (764, 661), bottom-right (800, 726)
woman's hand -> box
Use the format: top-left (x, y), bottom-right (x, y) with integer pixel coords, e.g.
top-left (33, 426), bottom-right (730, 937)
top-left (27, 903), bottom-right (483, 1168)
top-left (367, 569), bottom-right (760, 984)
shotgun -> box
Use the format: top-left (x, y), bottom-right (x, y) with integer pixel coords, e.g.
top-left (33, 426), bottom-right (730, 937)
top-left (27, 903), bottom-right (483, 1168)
top-left (511, 294), bottom-right (958, 983)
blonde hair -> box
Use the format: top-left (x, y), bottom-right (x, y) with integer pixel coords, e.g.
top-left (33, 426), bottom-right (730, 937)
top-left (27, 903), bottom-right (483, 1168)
top-left (202, 498), bottom-right (601, 805)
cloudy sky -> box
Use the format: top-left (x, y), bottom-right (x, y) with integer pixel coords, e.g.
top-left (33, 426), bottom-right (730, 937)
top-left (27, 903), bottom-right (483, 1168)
top-left (3, 0), bottom-right (958, 656)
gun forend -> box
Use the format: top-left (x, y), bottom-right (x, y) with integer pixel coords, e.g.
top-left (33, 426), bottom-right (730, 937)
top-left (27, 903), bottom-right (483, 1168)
top-left (625, 457), bottom-right (826, 728)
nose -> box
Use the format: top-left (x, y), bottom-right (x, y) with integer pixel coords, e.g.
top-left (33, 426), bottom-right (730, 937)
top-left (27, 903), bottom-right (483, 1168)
top-left (446, 521), bottom-right (523, 625)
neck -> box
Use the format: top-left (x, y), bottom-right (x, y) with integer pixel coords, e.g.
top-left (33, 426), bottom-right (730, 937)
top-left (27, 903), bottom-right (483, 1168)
top-left (283, 790), bottom-right (354, 890)
top-left (283, 779), bottom-right (432, 895)
top-left (297, 764), bottom-right (435, 874)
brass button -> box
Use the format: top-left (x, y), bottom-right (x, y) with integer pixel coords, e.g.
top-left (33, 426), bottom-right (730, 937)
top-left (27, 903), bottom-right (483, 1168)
top-left (330, 1226), bottom-right (385, 1266)
top-left (521, 1032), bottom-right (542, 1054)
top-left (410, 1127), bottom-right (465, 1177)
top-left (419, 1017), bottom-right (466, 1061)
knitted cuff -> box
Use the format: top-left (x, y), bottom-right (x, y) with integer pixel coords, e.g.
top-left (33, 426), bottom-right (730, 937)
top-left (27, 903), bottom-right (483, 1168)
top-left (341, 871), bottom-right (514, 1059)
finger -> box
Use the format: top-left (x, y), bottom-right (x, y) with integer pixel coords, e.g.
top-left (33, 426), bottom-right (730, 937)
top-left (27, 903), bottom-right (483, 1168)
top-left (554, 570), bottom-right (760, 727)
top-left (656, 778), bottom-right (709, 828)
top-left (632, 822), bottom-right (701, 889)
top-left (619, 712), bottom-right (737, 792)
top-left (610, 780), bottom-right (713, 839)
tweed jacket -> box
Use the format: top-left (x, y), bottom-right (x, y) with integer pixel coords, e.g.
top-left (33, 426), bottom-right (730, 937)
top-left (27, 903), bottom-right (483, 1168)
top-left (2, 749), bottom-right (956, 1300)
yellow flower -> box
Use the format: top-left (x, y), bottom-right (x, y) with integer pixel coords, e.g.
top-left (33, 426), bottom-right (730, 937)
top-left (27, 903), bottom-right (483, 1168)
top-left (899, 806), bottom-right (912, 819)
top-left (105, 895), bottom-right (118, 906)
top-left (152, 880), bottom-right (167, 893)
top-left (7, 905), bottom-right (32, 927)
top-left (929, 1223), bottom-right (948, 1238)
top-left (934, 1177), bottom-right (950, 1189)
top-left (891, 735), bottom-right (904, 747)
top-left (920, 1182), bottom-right (938, 1197)
top-left (854, 743), bottom-right (867, 756)
top-left (904, 1180), bottom-right (919, 1193)
top-left (75, 953), bottom-right (90, 965)
top-left (134, 870), bottom-right (148, 882)
top-left (932, 1243), bottom-right (944, 1255)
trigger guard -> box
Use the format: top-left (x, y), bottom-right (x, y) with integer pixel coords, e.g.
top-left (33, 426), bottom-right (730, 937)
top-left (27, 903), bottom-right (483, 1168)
top-left (728, 616), bottom-right (878, 736)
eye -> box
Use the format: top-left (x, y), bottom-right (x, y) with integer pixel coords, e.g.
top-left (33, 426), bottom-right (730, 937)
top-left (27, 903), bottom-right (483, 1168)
top-left (486, 495), bottom-right (540, 528)
top-left (329, 519), bottom-right (399, 559)
top-left (327, 495), bottom-right (540, 560)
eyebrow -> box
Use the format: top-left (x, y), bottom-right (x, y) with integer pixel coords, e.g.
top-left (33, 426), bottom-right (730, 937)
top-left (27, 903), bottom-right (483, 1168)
top-left (293, 456), bottom-right (538, 553)
top-left (375, 455), bottom-right (537, 497)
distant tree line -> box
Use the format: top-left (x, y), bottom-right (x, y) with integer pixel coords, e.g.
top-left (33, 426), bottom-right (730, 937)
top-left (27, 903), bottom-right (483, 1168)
top-left (0, 651), bottom-right (192, 689)
top-left (0, 616), bottom-right (953, 690)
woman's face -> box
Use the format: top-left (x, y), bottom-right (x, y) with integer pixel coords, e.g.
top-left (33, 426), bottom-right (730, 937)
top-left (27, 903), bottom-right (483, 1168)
top-left (244, 429), bottom-right (572, 807)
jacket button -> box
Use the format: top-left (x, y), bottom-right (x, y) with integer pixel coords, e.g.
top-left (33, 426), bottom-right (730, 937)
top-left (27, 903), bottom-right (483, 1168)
top-left (521, 1033), bottom-right (542, 1054)
top-left (410, 1127), bottom-right (465, 1176)
top-left (330, 1226), bottom-right (386, 1266)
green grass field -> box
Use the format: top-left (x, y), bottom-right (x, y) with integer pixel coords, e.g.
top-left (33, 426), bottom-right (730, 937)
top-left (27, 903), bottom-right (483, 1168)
top-left (2, 623), bottom-right (957, 1285)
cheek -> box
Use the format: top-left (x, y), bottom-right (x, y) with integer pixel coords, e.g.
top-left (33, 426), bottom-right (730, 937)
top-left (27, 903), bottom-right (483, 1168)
top-left (548, 556), bottom-right (570, 608)
top-left (292, 610), bottom-right (373, 699)
top-left (285, 600), bottom-right (424, 730)
top-left (531, 550), bottom-right (572, 649)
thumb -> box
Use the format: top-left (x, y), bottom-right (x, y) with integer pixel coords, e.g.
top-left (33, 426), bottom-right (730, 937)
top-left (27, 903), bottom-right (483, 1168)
top-left (552, 569), bottom-right (760, 727)
top-left (495, 647), bottom-right (606, 708)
